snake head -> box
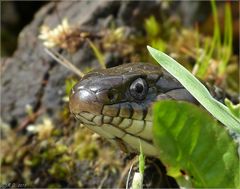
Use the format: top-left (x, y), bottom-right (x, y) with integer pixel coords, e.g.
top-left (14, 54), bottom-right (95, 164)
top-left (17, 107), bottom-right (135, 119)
top-left (69, 63), bottom-right (162, 118)
top-left (69, 63), bottom-right (197, 157)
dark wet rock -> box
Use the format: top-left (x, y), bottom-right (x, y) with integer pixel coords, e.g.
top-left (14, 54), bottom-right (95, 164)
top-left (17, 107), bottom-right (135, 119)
top-left (105, 52), bottom-right (124, 68)
top-left (1, 1), bottom-right (47, 56)
top-left (116, 1), bottom-right (162, 27)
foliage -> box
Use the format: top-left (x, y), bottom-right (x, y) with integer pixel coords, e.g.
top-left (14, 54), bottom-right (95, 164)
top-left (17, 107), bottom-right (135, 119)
top-left (138, 143), bottom-right (145, 175)
top-left (65, 78), bottom-right (78, 96)
top-left (225, 98), bottom-right (240, 118)
top-left (218, 1), bottom-right (233, 76)
top-left (144, 16), bottom-right (166, 52)
top-left (194, 1), bottom-right (233, 80)
top-left (144, 16), bottom-right (160, 37)
top-left (147, 46), bottom-right (240, 134)
top-left (87, 39), bottom-right (106, 69)
top-left (153, 100), bottom-right (239, 188)
top-left (130, 142), bottom-right (145, 189)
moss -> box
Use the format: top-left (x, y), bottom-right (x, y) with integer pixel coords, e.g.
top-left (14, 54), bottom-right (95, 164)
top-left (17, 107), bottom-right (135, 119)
top-left (48, 162), bottom-right (70, 179)
top-left (47, 183), bottom-right (62, 188)
top-left (77, 143), bottom-right (98, 160)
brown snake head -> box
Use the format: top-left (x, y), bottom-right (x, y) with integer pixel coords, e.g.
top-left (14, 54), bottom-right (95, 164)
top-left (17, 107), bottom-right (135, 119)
top-left (69, 63), bottom-right (196, 156)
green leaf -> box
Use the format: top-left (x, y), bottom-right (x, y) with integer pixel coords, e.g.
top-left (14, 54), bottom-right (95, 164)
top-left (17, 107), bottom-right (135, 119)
top-left (147, 46), bottom-right (240, 134)
top-left (150, 39), bottom-right (166, 52)
top-left (219, 2), bottom-right (232, 75)
top-left (153, 100), bottom-right (239, 188)
top-left (87, 39), bottom-right (105, 69)
top-left (225, 99), bottom-right (240, 118)
top-left (65, 78), bottom-right (78, 96)
top-left (138, 141), bottom-right (145, 175)
top-left (144, 15), bottom-right (160, 37)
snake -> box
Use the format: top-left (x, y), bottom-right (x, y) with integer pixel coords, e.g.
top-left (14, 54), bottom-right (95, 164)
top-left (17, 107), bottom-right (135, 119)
top-left (69, 62), bottom-right (231, 157)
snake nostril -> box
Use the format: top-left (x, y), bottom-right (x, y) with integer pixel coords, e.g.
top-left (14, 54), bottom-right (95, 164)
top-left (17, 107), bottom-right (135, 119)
top-left (107, 90), bottom-right (118, 102)
top-left (108, 92), bottom-right (114, 100)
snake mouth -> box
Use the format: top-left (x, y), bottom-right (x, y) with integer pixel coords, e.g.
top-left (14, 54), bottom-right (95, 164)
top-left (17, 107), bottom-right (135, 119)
top-left (74, 111), bottom-right (158, 156)
top-left (74, 111), bottom-right (152, 141)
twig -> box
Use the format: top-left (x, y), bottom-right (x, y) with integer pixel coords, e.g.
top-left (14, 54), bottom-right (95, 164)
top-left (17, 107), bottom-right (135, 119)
top-left (15, 108), bottom-right (45, 132)
top-left (44, 48), bottom-right (84, 77)
top-left (126, 162), bottom-right (134, 189)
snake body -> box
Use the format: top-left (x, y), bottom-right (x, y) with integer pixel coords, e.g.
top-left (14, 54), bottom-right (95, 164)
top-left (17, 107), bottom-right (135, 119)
top-left (69, 63), bottom-right (226, 156)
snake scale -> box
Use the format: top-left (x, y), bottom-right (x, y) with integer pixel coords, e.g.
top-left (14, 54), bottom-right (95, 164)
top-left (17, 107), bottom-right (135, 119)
top-left (69, 63), bottom-right (231, 157)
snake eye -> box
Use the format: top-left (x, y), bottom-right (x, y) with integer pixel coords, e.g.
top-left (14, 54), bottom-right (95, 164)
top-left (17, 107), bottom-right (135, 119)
top-left (130, 78), bottom-right (148, 100)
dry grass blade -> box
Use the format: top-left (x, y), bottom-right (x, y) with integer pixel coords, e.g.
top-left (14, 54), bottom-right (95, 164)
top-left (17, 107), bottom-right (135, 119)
top-left (44, 48), bottom-right (84, 77)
